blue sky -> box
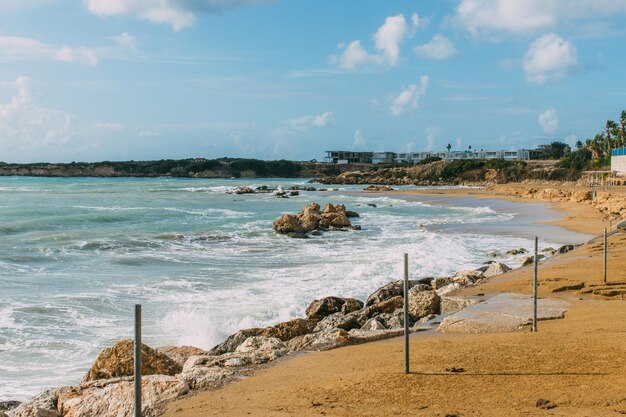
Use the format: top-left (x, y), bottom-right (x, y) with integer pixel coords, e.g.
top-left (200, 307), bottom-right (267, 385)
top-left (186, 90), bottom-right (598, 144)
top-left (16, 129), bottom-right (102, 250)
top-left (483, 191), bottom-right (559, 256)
top-left (1, 0), bottom-right (626, 163)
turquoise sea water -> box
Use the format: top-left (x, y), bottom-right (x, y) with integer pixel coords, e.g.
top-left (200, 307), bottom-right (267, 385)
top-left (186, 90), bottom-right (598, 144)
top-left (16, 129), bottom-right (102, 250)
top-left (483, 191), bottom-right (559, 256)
top-left (0, 177), bottom-right (577, 400)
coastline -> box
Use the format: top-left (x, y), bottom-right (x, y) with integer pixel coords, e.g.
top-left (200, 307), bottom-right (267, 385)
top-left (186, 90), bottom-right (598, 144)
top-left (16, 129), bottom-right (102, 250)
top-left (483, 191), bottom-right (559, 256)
top-left (4, 182), bottom-right (625, 417)
top-left (159, 184), bottom-right (626, 417)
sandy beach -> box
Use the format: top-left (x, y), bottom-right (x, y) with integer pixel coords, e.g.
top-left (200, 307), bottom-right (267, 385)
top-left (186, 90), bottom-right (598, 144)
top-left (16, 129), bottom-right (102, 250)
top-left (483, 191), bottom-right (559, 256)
top-left (162, 184), bottom-right (626, 417)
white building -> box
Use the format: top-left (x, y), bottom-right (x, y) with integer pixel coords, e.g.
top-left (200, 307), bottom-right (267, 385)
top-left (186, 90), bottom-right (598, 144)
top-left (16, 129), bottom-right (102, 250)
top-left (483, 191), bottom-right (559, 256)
top-left (611, 147), bottom-right (626, 173)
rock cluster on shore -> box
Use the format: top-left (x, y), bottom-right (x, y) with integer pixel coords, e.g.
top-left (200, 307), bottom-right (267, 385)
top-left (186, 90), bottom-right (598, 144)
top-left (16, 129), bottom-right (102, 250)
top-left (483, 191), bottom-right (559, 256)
top-left (273, 203), bottom-right (360, 237)
top-left (5, 242), bottom-right (578, 417)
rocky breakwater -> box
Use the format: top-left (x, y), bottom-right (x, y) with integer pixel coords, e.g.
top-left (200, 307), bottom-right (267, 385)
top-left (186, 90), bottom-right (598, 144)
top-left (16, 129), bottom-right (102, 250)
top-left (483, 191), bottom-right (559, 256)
top-left (273, 203), bottom-right (361, 237)
top-left (6, 244), bottom-right (574, 417)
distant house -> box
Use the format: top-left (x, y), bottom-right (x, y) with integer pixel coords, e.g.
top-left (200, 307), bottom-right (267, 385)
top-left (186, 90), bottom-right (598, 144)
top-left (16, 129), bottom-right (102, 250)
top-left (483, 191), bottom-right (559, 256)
top-left (611, 147), bottom-right (626, 173)
top-left (324, 148), bottom-right (530, 164)
top-left (324, 151), bottom-right (373, 164)
top-left (372, 152), bottom-right (396, 164)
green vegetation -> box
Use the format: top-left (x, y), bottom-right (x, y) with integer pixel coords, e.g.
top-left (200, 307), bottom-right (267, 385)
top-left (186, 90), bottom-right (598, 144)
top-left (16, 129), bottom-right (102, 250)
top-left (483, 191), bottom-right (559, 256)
top-left (440, 159), bottom-right (526, 179)
top-left (417, 156), bottom-right (442, 165)
top-left (0, 158), bottom-right (304, 178)
top-left (557, 109), bottom-right (625, 170)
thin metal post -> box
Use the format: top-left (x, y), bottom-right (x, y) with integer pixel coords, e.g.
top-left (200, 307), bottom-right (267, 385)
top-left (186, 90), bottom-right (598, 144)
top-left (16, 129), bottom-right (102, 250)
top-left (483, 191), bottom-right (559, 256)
top-left (403, 253), bottom-right (409, 374)
top-left (532, 237), bottom-right (538, 332)
top-left (604, 229), bottom-right (608, 284)
top-left (134, 304), bottom-right (142, 417)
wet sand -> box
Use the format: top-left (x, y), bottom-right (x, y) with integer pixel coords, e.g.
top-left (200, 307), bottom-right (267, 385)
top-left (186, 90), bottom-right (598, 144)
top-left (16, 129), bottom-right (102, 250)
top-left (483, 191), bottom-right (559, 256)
top-left (162, 186), bottom-right (626, 417)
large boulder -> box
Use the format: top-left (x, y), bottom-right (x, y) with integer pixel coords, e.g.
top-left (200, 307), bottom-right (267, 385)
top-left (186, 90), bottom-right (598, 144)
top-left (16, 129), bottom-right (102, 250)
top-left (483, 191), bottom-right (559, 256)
top-left (321, 204), bottom-right (351, 228)
top-left (156, 346), bottom-right (206, 368)
top-left (58, 375), bottom-right (188, 417)
top-left (8, 388), bottom-right (71, 417)
top-left (83, 339), bottom-right (182, 383)
top-left (341, 298), bottom-right (364, 314)
top-left (273, 214), bottom-right (305, 234)
top-left (365, 280), bottom-right (426, 306)
top-left (357, 296), bottom-right (404, 325)
top-left (208, 328), bottom-right (264, 355)
top-left (179, 365), bottom-right (235, 391)
top-left (296, 203), bottom-right (322, 232)
top-left (408, 289), bottom-right (440, 321)
top-left (260, 318), bottom-right (315, 341)
top-left (305, 296), bottom-right (347, 321)
top-left (313, 312), bottom-right (361, 332)
top-left (482, 262), bottom-right (511, 278)
top-left (558, 244), bottom-right (575, 254)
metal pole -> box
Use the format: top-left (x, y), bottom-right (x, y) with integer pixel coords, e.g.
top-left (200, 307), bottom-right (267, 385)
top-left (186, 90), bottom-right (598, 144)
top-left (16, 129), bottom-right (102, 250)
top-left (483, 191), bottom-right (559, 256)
top-left (403, 253), bottom-right (409, 374)
top-left (604, 229), bottom-right (608, 284)
top-left (134, 304), bottom-right (142, 417)
top-left (532, 237), bottom-right (538, 332)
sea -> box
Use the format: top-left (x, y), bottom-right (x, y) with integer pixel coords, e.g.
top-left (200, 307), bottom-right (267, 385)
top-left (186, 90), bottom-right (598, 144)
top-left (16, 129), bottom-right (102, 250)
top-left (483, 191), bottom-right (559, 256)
top-left (0, 177), bottom-right (592, 400)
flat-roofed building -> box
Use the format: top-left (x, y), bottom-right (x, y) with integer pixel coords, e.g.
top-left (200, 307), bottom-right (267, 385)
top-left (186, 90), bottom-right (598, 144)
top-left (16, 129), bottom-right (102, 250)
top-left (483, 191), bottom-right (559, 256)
top-left (372, 152), bottom-right (396, 164)
top-left (611, 147), bottom-right (626, 173)
top-left (324, 151), bottom-right (373, 164)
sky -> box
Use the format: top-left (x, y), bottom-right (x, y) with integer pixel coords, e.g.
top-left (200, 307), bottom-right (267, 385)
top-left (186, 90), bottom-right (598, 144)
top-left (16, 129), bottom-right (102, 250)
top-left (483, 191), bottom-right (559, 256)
top-left (1, 0), bottom-right (626, 163)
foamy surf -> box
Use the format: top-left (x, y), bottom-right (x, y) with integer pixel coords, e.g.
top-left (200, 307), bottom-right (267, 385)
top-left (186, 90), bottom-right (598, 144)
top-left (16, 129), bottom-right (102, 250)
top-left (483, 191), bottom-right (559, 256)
top-left (0, 176), bottom-right (581, 400)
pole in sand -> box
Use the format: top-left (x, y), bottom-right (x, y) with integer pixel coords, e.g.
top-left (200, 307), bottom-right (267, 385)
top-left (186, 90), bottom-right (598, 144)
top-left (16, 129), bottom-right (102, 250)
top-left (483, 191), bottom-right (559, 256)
top-left (604, 229), bottom-right (608, 284)
top-left (403, 253), bottom-right (410, 374)
top-left (532, 237), bottom-right (538, 332)
top-left (134, 304), bottom-right (142, 417)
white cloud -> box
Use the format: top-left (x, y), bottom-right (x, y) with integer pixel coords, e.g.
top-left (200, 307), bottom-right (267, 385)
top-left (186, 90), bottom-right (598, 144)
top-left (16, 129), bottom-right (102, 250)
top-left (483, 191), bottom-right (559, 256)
top-left (272, 111), bottom-right (334, 139)
top-left (110, 32), bottom-right (136, 51)
top-left (523, 34), bottom-right (577, 84)
top-left (139, 129), bottom-right (160, 137)
top-left (351, 129), bottom-right (365, 150)
top-left (0, 35), bottom-right (98, 65)
top-left (455, 0), bottom-right (626, 35)
top-left (55, 46), bottom-right (99, 65)
top-left (389, 75), bottom-right (429, 117)
top-left (0, 36), bottom-right (54, 60)
top-left (83, 0), bottom-right (273, 31)
top-left (414, 34), bottom-right (457, 60)
top-left (331, 13), bottom-right (420, 69)
top-left (94, 122), bottom-right (125, 131)
top-left (538, 109), bottom-right (559, 134)
top-left (0, 76), bottom-right (75, 151)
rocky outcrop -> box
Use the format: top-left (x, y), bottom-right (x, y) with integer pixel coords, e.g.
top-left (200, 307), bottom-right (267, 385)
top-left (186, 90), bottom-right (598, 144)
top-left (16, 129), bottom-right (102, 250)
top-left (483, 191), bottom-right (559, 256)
top-left (364, 185), bottom-right (394, 191)
top-left (273, 203), bottom-right (360, 236)
top-left (58, 376), bottom-right (188, 417)
top-left (83, 339), bottom-right (182, 382)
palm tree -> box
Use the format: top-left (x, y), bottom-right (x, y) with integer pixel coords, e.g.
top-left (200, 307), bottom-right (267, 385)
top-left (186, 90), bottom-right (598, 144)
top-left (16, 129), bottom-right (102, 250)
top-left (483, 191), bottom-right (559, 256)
top-left (619, 110), bottom-right (626, 146)
top-left (606, 120), bottom-right (618, 153)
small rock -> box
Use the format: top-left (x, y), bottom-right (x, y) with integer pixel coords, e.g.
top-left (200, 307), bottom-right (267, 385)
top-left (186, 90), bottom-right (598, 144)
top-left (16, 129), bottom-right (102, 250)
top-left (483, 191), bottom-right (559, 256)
top-left (536, 399), bottom-right (557, 409)
top-left (506, 248), bottom-right (528, 255)
top-left (156, 346), bottom-right (206, 368)
top-left (557, 244), bottom-right (575, 254)
top-left (0, 401), bottom-right (20, 412)
top-left (482, 262), bottom-right (511, 278)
